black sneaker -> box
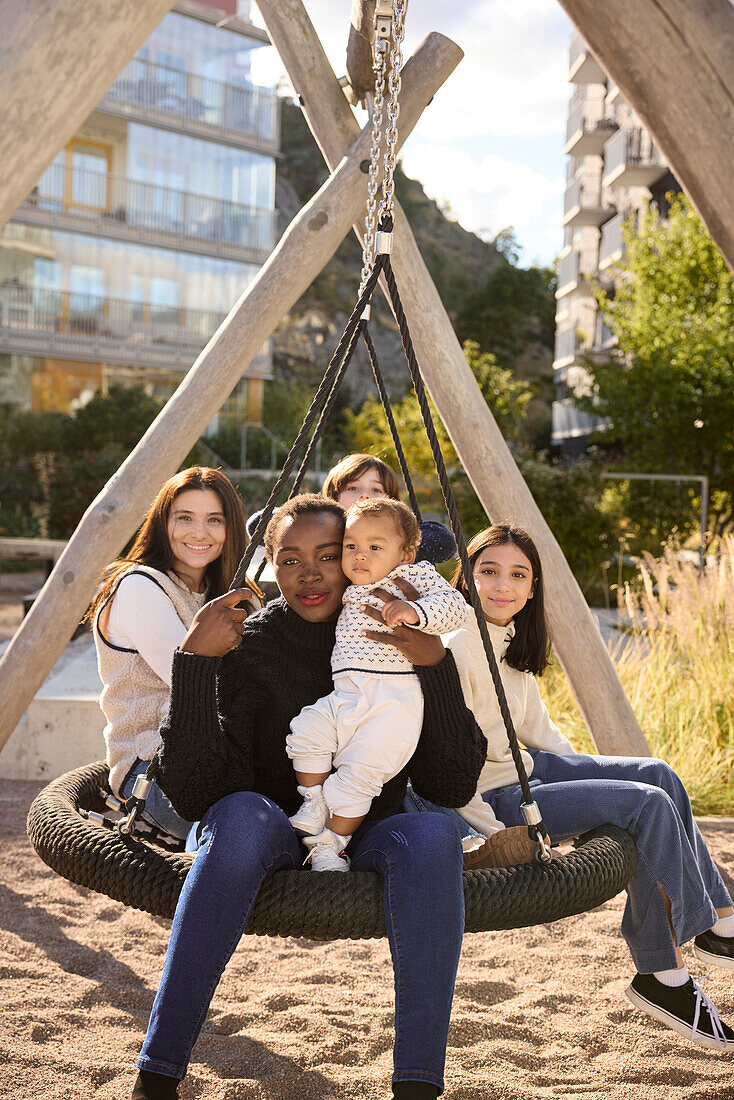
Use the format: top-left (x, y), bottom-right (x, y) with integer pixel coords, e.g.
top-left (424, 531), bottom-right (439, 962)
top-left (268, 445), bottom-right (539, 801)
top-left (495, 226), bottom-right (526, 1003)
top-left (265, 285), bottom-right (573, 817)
top-left (625, 973), bottom-right (734, 1050)
top-left (131, 1070), bottom-right (180, 1100)
top-left (694, 929), bottom-right (734, 971)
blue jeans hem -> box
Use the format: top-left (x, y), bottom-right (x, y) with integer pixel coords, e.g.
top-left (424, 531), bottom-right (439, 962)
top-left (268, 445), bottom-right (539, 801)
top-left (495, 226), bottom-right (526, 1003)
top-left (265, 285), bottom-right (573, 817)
top-left (136, 1056), bottom-right (185, 1081)
top-left (393, 1069), bottom-right (444, 1093)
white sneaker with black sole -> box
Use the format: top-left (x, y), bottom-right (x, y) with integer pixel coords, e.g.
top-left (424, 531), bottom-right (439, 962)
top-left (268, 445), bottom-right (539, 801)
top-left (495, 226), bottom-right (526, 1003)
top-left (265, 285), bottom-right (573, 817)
top-left (694, 929), bottom-right (734, 971)
top-left (626, 972), bottom-right (734, 1050)
top-left (289, 784), bottom-right (329, 837)
top-left (303, 828), bottom-right (351, 872)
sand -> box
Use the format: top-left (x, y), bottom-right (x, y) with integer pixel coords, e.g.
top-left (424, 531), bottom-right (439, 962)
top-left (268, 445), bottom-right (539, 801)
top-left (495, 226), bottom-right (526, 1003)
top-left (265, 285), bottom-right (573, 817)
top-left (2, 780), bottom-right (734, 1100)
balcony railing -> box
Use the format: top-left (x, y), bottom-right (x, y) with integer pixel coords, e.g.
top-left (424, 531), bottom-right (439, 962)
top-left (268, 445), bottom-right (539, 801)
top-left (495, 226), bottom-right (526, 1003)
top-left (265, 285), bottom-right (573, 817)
top-left (563, 175), bottom-right (616, 228)
top-left (99, 57), bottom-right (279, 151)
top-left (599, 211), bottom-right (627, 267)
top-left (565, 99), bottom-right (617, 156)
top-left (556, 247), bottom-right (598, 295)
top-left (551, 399), bottom-right (603, 443)
top-left (568, 32), bottom-right (606, 84)
top-left (18, 163), bottom-right (275, 261)
top-left (602, 127), bottom-right (667, 188)
top-left (0, 283), bottom-right (252, 371)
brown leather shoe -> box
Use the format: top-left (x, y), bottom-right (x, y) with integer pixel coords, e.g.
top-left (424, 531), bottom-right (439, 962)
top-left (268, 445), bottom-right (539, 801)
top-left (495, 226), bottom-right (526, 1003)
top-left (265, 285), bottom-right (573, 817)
top-left (462, 826), bottom-right (539, 870)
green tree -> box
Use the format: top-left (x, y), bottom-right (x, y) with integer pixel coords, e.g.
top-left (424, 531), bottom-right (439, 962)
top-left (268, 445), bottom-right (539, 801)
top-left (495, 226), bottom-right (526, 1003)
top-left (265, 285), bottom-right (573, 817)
top-left (456, 263), bottom-right (556, 364)
top-left (576, 193), bottom-right (734, 534)
top-left (343, 340), bottom-right (533, 479)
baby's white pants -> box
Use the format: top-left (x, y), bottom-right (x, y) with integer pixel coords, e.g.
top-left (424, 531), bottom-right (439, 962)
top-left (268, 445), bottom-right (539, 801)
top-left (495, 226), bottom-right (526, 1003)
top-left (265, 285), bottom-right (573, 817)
top-left (287, 672), bottom-right (424, 818)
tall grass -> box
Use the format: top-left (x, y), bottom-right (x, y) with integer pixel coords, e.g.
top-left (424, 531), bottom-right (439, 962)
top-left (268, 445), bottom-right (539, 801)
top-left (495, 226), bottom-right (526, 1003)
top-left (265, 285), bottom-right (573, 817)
top-left (539, 538), bottom-right (734, 816)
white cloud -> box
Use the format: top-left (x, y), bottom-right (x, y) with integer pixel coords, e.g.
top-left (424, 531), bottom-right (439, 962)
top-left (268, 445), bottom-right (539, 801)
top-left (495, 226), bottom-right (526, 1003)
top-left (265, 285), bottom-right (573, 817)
top-left (251, 1), bottom-right (573, 262)
top-left (400, 144), bottom-right (563, 259)
top-left (252, 0), bottom-right (572, 138)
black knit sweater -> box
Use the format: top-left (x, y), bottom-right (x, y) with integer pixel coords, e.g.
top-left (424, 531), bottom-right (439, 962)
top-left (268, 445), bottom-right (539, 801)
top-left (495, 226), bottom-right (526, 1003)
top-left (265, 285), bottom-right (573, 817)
top-left (157, 597), bottom-right (487, 824)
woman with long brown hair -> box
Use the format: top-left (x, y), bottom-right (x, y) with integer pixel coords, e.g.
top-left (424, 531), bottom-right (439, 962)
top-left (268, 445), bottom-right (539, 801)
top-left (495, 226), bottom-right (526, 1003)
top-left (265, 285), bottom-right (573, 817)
top-left (90, 466), bottom-right (256, 838)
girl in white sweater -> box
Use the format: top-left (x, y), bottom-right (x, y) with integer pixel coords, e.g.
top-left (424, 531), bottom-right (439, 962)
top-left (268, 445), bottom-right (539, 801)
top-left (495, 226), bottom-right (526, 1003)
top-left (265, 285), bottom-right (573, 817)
top-left (89, 467), bottom-right (257, 838)
top-left (428, 523), bottom-right (734, 1051)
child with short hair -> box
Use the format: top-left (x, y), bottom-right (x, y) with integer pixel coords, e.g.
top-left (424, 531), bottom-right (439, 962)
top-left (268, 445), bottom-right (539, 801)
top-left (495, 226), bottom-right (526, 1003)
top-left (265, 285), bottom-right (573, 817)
top-left (322, 453), bottom-right (457, 566)
top-left (286, 497), bottom-right (468, 870)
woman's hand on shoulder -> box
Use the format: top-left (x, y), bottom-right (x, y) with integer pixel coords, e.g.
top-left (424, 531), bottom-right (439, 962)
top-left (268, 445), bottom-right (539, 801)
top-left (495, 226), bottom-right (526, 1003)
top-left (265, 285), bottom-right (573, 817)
top-left (361, 577), bottom-right (445, 667)
top-left (180, 588), bottom-right (258, 658)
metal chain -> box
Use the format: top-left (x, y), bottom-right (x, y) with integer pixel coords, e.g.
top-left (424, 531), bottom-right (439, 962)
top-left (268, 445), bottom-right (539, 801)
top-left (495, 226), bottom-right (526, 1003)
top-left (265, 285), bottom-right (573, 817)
top-left (378, 0), bottom-right (406, 222)
top-left (358, 40), bottom-right (387, 295)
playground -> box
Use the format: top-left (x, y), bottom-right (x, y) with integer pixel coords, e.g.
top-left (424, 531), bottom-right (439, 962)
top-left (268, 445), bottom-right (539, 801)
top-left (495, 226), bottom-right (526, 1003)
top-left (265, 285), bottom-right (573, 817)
top-left (2, 0), bottom-right (734, 1097)
top-left (2, 778), bottom-right (733, 1099)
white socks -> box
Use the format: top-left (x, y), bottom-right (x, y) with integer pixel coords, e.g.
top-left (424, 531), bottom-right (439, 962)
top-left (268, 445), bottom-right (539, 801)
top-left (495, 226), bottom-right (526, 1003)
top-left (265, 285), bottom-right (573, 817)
top-left (712, 914), bottom-right (734, 937)
top-left (654, 965), bottom-right (689, 987)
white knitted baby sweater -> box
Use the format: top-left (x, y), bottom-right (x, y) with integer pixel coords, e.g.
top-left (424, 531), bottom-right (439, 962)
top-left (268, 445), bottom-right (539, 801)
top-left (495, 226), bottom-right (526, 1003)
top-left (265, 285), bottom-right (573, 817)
top-left (331, 560), bottom-right (468, 677)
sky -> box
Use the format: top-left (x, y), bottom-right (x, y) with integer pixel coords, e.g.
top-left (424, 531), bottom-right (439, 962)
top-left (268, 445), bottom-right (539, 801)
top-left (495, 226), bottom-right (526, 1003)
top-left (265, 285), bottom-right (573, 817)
top-left (250, 1), bottom-right (574, 268)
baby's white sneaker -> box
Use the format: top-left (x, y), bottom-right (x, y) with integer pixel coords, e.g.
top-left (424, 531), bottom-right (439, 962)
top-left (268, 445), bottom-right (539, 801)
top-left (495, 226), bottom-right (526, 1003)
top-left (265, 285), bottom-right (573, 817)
top-left (303, 828), bottom-right (351, 872)
top-left (289, 784), bottom-right (329, 836)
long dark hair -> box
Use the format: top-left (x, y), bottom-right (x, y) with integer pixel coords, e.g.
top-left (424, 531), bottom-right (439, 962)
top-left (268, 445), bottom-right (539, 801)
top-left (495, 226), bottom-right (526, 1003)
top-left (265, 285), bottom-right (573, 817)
top-left (88, 467), bottom-right (247, 621)
top-left (451, 524), bottom-right (550, 675)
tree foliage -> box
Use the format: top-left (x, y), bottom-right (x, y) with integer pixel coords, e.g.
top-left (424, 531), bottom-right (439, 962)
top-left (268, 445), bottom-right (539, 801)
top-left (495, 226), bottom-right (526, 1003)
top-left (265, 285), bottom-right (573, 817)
top-left (343, 341), bottom-right (533, 479)
top-left (456, 262), bottom-right (556, 364)
top-left (576, 193), bottom-right (734, 533)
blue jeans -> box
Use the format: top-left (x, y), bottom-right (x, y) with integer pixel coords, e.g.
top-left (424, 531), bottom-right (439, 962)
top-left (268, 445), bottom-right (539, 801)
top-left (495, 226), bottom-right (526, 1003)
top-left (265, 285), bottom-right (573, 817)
top-left (120, 759), bottom-right (194, 842)
top-left (137, 792), bottom-right (463, 1093)
top-left (402, 780), bottom-right (484, 842)
top-left (484, 752), bottom-right (730, 973)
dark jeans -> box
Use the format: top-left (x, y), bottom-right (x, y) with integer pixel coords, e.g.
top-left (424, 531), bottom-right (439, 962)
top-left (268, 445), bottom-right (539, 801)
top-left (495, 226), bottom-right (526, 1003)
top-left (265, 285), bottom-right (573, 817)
top-left (137, 791), bottom-right (464, 1093)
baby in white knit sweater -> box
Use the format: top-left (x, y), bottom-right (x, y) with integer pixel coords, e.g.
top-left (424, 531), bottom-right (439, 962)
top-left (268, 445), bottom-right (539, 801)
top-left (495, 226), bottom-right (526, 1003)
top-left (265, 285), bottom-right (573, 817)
top-left (286, 497), bottom-right (467, 871)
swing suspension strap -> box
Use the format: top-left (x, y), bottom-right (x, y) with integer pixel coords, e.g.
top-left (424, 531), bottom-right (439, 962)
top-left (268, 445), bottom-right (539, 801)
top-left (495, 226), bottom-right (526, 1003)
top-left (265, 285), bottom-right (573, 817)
top-left (361, 324), bottom-right (422, 523)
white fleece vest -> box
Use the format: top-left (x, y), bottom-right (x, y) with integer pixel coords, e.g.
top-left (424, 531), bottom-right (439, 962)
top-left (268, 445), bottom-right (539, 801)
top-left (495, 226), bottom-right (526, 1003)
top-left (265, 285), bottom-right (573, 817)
top-left (94, 566), bottom-right (202, 796)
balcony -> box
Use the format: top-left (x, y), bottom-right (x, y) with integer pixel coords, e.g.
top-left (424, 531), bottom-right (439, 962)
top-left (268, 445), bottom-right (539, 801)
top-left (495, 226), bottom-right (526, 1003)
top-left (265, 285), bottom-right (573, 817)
top-left (556, 246), bottom-right (598, 297)
top-left (551, 399), bottom-right (603, 444)
top-left (16, 164), bottom-right (275, 263)
top-left (565, 100), bottom-right (618, 156)
top-left (563, 176), bottom-right (616, 228)
top-left (98, 57), bottom-right (279, 154)
top-left (602, 127), bottom-right (667, 189)
top-left (606, 79), bottom-right (621, 106)
top-left (0, 284), bottom-right (269, 375)
top-left (568, 32), bottom-right (606, 84)
top-left (599, 211), bottom-right (627, 269)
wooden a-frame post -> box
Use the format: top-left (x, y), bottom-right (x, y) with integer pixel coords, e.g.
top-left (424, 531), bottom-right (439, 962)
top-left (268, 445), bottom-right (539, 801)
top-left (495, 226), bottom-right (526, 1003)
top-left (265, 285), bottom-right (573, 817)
top-left (557, 0), bottom-right (734, 276)
top-left (257, 0), bottom-right (650, 757)
top-left (0, 30), bottom-right (462, 753)
top-left (0, 0), bottom-right (176, 232)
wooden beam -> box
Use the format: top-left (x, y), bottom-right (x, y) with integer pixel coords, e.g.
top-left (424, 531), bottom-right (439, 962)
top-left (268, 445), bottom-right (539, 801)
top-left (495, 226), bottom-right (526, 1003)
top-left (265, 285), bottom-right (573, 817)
top-left (0, 0), bottom-right (176, 231)
top-left (0, 31), bottom-right (463, 755)
top-left (557, 0), bottom-right (734, 274)
top-left (258, 0), bottom-right (650, 757)
top-left (345, 0), bottom-right (376, 106)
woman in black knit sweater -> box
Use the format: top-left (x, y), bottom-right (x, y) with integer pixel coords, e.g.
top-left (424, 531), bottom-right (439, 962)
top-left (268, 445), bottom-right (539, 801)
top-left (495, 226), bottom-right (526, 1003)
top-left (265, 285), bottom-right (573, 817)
top-left (132, 495), bottom-right (487, 1100)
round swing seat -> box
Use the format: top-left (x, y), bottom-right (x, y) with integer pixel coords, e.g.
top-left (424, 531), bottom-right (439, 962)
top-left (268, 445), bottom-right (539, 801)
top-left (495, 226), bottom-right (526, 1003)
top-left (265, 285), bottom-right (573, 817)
top-left (27, 761), bottom-right (637, 940)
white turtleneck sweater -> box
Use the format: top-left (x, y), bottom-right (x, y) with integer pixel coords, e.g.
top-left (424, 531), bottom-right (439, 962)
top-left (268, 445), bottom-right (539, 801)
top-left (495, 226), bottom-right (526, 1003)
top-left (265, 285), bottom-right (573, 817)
top-left (443, 615), bottom-right (576, 836)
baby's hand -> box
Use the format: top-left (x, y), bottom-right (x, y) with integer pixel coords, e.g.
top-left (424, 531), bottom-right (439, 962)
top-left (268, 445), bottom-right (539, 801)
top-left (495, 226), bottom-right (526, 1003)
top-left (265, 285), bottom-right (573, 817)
top-left (381, 598), bottom-right (420, 628)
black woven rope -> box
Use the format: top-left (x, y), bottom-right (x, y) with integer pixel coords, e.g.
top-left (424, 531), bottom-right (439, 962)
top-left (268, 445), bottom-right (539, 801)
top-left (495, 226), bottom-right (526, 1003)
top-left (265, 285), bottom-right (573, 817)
top-left (27, 762), bottom-right (637, 937)
top-left (380, 258), bottom-right (538, 815)
top-left (361, 324), bottom-right (422, 523)
top-left (251, 320), bottom-right (365, 586)
top-left (229, 256), bottom-right (386, 593)
top-left (290, 321), bottom-right (364, 500)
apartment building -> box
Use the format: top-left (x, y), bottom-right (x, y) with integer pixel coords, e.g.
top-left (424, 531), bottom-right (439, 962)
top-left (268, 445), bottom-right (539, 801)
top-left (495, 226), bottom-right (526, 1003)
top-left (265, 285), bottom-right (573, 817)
top-left (552, 32), bottom-right (678, 457)
top-left (0, 0), bottom-right (279, 430)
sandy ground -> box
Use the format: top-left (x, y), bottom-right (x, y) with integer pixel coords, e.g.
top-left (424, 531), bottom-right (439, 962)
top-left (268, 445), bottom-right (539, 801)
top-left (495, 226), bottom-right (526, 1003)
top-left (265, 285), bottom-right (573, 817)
top-left (2, 782), bottom-right (734, 1100)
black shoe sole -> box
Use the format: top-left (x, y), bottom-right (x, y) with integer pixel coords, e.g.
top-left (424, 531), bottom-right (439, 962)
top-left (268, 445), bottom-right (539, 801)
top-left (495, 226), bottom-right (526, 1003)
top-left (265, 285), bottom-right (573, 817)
top-left (625, 983), bottom-right (731, 1050)
top-left (694, 943), bottom-right (734, 970)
